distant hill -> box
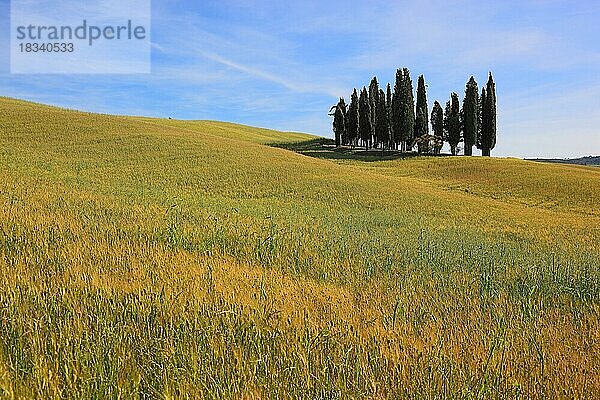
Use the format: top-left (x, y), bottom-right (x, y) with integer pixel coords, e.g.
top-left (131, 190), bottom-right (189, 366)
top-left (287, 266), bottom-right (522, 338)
top-left (528, 156), bottom-right (600, 166)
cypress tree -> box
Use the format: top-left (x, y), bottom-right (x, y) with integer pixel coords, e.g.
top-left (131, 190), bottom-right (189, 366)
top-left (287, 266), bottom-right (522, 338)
top-left (328, 103), bottom-right (338, 145)
top-left (415, 108), bottom-right (427, 154)
top-left (400, 68), bottom-right (415, 152)
top-left (431, 101), bottom-right (444, 138)
top-left (478, 87), bottom-right (486, 152)
top-left (330, 98), bottom-right (346, 147)
top-left (462, 77), bottom-right (479, 156)
top-left (391, 69), bottom-right (403, 150)
top-left (386, 83), bottom-right (392, 148)
top-left (375, 88), bottom-right (388, 149)
top-left (478, 73), bottom-right (497, 156)
top-left (358, 87), bottom-right (372, 149)
top-left (489, 73), bottom-right (497, 152)
top-left (415, 75), bottom-right (429, 137)
top-left (445, 93), bottom-right (461, 156)
top-left (431, 101), bottom-right (444, 155)
top-left (346, 88), bottom-right (359, 147)
top-left (444, 99), bottom-right (451, 149)
top-left (368, 77), bottom-right (379, 148)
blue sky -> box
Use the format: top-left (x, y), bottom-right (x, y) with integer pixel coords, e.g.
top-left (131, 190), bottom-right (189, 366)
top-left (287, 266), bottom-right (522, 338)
top-left (1, 0), bottom-right (599, 158)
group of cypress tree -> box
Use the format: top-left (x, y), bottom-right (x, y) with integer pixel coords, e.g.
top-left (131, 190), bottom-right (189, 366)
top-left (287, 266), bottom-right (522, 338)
top-left (330, 69), bottom-right (497, 156)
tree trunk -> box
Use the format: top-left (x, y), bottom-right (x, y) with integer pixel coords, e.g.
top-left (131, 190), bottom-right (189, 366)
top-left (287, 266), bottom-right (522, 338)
top-left (482, 148), bottom-right (491, 157)
top-left (450, 145), bottom-right (457, 156)
top-left (464, 146), bottom-right (472, 156)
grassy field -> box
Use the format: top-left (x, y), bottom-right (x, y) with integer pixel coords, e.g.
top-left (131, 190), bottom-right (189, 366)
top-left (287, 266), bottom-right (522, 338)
top-left (0, 97), bottom-right (599, 399)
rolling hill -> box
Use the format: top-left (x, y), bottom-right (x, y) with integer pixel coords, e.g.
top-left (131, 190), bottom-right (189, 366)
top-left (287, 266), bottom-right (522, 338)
top-left (0, 97), bottom-right (599, 398)
top-left (528, 156), bottom-right (600, 166)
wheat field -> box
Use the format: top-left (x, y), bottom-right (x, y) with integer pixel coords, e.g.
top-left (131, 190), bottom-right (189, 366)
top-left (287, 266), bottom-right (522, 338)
top-left (0, 97), bottom-right (599, 398)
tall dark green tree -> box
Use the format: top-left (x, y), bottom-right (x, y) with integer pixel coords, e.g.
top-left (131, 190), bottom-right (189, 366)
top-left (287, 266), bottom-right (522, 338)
top-left (358, 87), bottom-right (372, 149)
top-left (462, 77), bottom-right (479, 156)
top-left (431, 101), bottom-right (444, 138)
top-left (346, 88), bottom-right (359, 147)
top-left (391, 69), bottom-right (403, 150)
top-left (400, 68), bottom-right (415, 152)
top-left (414, 108), bottom-right (427, 154)
top-left (478, 73), bottom-right (497, 157)
top-left (479, 87), bottom-right (486, 151)
top-left (445, 93), bottom-right (461, 156)
top-left (443, 99), bottom-right (451, 147)
top-left (415, 108), bottom-right (429, 137)
top-left (415, 75), bottom-right (429, 137)
top-left (333, 107), bottom-right (343, 147)
top-left (368, 77), bottom-right (380, 147)
top-left (329, 98), bottom-right (346, 147)
top-left (386, 83), bottom-right (392, 148)
top-left (431, 101), bottom-right (444, 154)
top-left (375, 88), bottom-right (388, 148)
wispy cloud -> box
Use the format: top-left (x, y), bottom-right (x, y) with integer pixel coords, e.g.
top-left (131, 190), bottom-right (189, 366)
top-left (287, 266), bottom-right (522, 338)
top-left (199, 51), bottom-right (340, 96)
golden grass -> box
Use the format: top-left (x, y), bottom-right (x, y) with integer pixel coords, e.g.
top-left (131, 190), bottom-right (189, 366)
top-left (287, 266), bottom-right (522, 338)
top-left (339, 156), bottom-right (600, 216)
top-left (0, 97), bottom-right (599, 398)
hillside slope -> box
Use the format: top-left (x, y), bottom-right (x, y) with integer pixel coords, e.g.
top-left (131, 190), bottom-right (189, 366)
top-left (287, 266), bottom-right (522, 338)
top-left (0, 98), bottom-right (599, 398)
top-left (339, 156), bottom-right (600, 216)
top-left (134, 117), bottom-right (316, 145)
top-left (529, 156), bottom-right (600, 166)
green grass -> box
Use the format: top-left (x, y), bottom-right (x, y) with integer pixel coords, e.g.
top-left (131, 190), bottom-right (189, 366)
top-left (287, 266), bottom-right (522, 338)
top-left (0, 97), bottom-right (599, 398)
top-left (134, 117), bottom-right (316, 145)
